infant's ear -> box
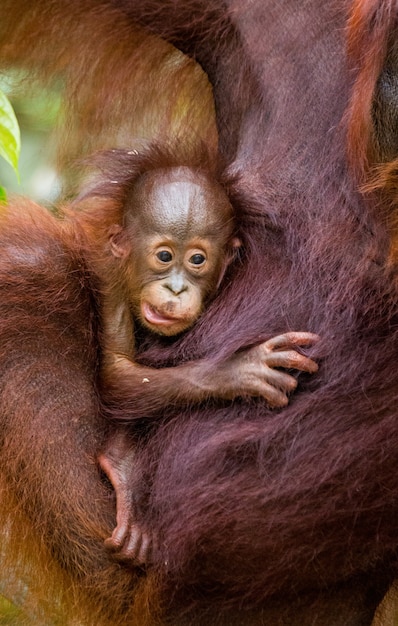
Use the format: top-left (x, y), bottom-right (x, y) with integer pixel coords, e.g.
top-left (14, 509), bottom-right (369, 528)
top-left (108, 224), bottom-right (131, 259)
top-left (216, 237), bottom-right (243, 289)
top-left (228, 236), bottom-right (242, 262)
top-left (230, 236), bottom-right (242, 250)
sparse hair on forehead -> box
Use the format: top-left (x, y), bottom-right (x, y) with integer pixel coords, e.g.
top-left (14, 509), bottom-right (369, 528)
top-left (78, 141), bottom-right (232, 209)
top-left (74, 142), bottom-right (239, 244)
top-left (125, 166), bottom-right (235, 242)
top-left (128, 166), bottom-right (234, 213)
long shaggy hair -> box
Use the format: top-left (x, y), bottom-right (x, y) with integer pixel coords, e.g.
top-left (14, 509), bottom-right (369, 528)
top-left (0, 1), bottom-right (398, 625)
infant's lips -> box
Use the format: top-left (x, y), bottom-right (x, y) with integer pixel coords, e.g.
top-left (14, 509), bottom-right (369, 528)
top-left (142, 301), bottom-right (182, 326)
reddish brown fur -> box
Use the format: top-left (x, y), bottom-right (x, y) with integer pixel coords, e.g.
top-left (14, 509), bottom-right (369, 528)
top-left (1, 1), bottom-right (398, 625)
top-left (346, 0), bottom-right (393, 179)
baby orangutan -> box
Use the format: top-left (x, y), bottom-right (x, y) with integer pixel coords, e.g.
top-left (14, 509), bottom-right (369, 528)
top-left (78, 151), bottom-right (319, 566)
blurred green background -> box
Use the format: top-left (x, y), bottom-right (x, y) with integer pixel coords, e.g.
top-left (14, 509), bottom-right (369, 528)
top-left (0, 72), bottom-right (61, 204)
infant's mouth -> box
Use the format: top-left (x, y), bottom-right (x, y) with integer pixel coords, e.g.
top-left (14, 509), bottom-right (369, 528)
top-left (142, 301), bottom-right (183, 327)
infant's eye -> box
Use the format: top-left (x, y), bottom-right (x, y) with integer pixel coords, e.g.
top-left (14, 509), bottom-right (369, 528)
top-left (156, 250), bottom-right (173, 263)
top-left (189, 253), bottom-right (206, 266)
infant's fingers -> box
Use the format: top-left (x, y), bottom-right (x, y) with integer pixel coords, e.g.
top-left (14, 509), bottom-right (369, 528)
top-left (120, 524), bottom-right (143, 560)
top-left (260, 366), bottom-right (298, 392)
top-left (256, 381), bottom-right (290, 408)
top-left (265, 350), bottom-right (319, 373)
top-left (264, 332), bottom-right (320, 351)
top-left (105, 521), bottom-right (128, 550)
top-left (137, 531), bottom-right (151, 566)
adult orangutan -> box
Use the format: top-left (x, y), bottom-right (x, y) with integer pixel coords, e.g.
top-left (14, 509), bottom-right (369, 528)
top-left (1, 1), bottom-right (398, 626)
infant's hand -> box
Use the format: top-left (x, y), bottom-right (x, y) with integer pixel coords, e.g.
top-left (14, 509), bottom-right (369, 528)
top-left (228, 331), bottom-right (319, 407)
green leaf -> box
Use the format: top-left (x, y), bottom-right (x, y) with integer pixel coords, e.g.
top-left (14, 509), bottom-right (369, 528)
top-left (0, 186), bottom-right (6, 203)
top-left (0, 89), bottom-right (20, 180)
